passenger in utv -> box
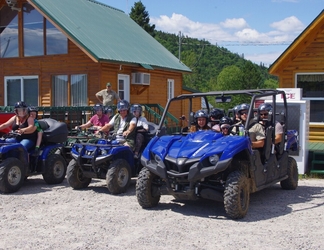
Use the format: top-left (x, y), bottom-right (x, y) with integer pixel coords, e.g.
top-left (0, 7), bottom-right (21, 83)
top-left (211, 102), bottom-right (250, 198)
top-left (99, 100), bottom-right (136, 150)
top-left (232, 104), bottom-right (241, 123)
top-left (0, 101), bottom-right (37, 150)
top-left (76, 104), bottom-right (109, 131)
top-left (233, 103), bottom-right (265, 149)
top-left (130, 104), bottom-right (149, 159)
top-left (258, 103), bottom-right (283, 144)
top-left (190, 110), bottom-right (211, 132)
top-left (208, 108), bottom-right (225, 132)
top-left (28, 106), bottom-right (43, 155)
top-left (219, 116), bottom-right (233, 136)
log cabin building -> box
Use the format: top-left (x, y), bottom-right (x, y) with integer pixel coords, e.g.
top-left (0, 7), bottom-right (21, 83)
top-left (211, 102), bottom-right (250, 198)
top-left (269, 10), bottom-right (324, 143)
top-left (0, 0), bottom-right (196, 127)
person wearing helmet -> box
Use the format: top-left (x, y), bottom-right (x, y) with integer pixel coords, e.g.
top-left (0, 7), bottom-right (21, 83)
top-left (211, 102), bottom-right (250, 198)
top-left (99, 100), bottom-right (136, 149)
top-left (208, 108), bottom-right (225, 132)
top-left (0, 101), bottom-right (37, 150)
top-left (258, 103), bottom-right (283, 144)
top-left (28, 106), bottom-right (43, 154)
top-left (219, 116), bottom-right (233, 136)
top-left (105, 106), bottom-right (114, 120)
top-left (190, 110), bottom-right (211, 132)
top-left (130, 104), bottom-right (149, 159)
top-left (76, 103), bottom-right (109, 131)
top-left (233, 103), bottom-right (265, 149)
top-left (232, 104), bottom-right (241, 123)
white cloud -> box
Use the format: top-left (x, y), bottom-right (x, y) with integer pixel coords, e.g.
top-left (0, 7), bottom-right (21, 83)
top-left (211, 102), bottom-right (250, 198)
top-left (220, 18), bottom-right (249, 29)
top-left (270, 16), bottom-right (304, 33)
top-left (151, 13), bottom-right (304, 65)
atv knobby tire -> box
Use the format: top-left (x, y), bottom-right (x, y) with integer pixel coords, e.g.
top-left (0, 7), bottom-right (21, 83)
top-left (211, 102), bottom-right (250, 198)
top-left (0, 158), bottom-right (24, 193)
top-left (280, 156), bottom-right (298, 190)
top-left (136, 167), bottom-right (161, 208)
top-left (106, 159), bottom-right (131, 194)
top-left (42, 154), bottom-right (67, 184)
top-left (224, 171), bottom-right (250, 219)
top-left (67, 159), bottom-right (91, 189)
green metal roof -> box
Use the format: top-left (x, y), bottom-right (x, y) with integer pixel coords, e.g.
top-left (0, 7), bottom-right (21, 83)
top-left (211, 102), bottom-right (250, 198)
top-left (28, 0), bottom-right (191, 73)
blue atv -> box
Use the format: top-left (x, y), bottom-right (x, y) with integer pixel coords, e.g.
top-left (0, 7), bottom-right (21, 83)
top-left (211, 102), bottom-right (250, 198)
top-left (0, 118), bottom-right (68, 193)
top-left (136, 89), bottom-right (299, 219)
top-left (62, 126), bottom-right (101, 162)
top-left (66, 122), bottom-right (158, 194)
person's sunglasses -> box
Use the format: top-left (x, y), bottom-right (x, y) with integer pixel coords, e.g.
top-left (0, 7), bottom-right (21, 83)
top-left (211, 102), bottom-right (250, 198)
top-left (240, 111), bottom-right (248, 115)
top-left (260, 113), bottom-right (268, 117)
top-left (221, 126), bottom-right (229, 130)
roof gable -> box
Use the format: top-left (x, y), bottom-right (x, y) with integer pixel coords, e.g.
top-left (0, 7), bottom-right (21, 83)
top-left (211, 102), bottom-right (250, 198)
top-left (28, 0), bottom-right (191, 72)
top-left (269, 9), bottom-right (324, 74)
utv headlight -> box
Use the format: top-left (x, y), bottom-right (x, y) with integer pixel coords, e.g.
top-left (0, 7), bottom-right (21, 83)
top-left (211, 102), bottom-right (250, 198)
top-left (154, 154), bottom-right (162, 163)
top-left (209, 154), bottom-right (220, 165)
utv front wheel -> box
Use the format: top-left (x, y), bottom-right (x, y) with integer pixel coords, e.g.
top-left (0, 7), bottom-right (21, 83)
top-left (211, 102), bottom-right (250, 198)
top-left (136, 167), bottom-right (161, 208)
top-left (106, 159), bottom-right (131, 194)
top-left (43, 154), bottom-right (67, 184)
top-left (67, 159), bottom-right (91, 189)
top-left (0, 158), bottom-right (24, 193)
top-left (280, 156), bottom-right (298, 190)
top-left (224, 171), bottom-right (250, 219)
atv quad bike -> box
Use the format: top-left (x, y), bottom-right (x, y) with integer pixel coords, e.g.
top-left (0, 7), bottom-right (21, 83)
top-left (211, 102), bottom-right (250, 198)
top-left (62, 126), bottom-right (101, 163)
top-left (66, 122), bottom-right (158, 194)
top-left (136, 89), bottom-right (299, 219)
top-left (0, 118), bottom-right (68, 193)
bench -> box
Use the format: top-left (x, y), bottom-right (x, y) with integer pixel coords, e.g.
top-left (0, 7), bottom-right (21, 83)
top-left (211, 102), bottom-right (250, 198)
top-left (310, 151), bottom-right (324, 174)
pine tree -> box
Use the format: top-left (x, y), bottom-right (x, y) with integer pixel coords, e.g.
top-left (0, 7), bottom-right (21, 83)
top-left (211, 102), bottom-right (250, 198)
top-left (129, 1), bottom-right (156, 37)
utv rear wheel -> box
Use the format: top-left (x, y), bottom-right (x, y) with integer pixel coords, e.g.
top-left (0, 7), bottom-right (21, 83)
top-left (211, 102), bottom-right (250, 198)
top-left (0, 158), bottom-right (24, 193)
top-left (67, 159), bottom-right (91, 189)
top-left (43, 154), bottom-right (67, 184)
top-left (106, 159), bottom-right (131, 194)
top-left (280, 156), bottom-right (298, 190)
top-left (224, 171), bottom-right (250, 219)
top-left (136, 167), bottom-right (161, 208)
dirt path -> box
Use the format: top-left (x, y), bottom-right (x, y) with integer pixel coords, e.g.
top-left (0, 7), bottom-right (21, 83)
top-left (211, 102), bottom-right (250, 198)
top-left (1, 177), bottom-right (323, 250)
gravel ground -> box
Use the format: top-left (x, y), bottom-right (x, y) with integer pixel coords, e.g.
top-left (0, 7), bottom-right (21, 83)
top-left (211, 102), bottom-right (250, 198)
top-left (0, 176), bottom-right (323, 250)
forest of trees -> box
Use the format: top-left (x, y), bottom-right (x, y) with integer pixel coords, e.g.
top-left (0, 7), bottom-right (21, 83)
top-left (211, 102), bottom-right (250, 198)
top-left (129, 1), bottom-right (279, 92)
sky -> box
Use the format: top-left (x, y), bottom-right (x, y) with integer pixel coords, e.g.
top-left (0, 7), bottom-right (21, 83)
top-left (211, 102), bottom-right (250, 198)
top-left (99, 0), bottom-right (323, 67)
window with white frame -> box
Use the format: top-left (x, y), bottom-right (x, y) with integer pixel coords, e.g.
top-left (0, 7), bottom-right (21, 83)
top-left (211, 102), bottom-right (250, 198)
top-left (296, 73), bottom-right (324, 123)
top-left (5, 76), bottom-right (38, 106)
top-left (52, 74), bottom-right (88, 106)
top-left (167, 79), bottom-right (174, 100)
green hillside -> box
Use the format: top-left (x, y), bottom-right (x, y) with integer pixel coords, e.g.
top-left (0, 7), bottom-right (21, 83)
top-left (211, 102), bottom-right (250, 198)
top-left (155, 31), bottom-right (278, 92)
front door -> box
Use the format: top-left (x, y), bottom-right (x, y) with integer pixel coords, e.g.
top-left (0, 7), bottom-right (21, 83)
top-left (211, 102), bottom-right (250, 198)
top-left (117, 74), bottom-right (130, 102)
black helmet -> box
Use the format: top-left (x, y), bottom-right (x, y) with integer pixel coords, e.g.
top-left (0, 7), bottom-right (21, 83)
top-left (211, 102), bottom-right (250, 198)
top-left (14, 101), bottom-right (27, 109)
top-left (117, 100), bottom-right (130, 112)
top-left (209, 108), bottom-right (225, 121)
top-left (28, 106), bottom-right (38, 113)
top-left (131, 104), bottom-right (143, 115)
top-left (194, 110), bottom-right (208, 119)
top-left (233, 105), bottom-right (240, 115)
top-left (220, 116), bottom-right (233, 127)
top-left (105, 106), bottom-right (113, 115)
top-left (238, 103), bottom-right (250, 115)
top-left (258, 103), bottom-right (272, 112)
top-left (93, 103), bottom-right (104, 112)
top-left (14, 101), bottom-right (28, 117)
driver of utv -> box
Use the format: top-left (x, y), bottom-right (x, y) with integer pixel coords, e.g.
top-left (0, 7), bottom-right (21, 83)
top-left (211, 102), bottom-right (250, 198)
top-left (233, 103), bottom-right (265, 149)
top-left (98, 100), bottom-right (136, 150)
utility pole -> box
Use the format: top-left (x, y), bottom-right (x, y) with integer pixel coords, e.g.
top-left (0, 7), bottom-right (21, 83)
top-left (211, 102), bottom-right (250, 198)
top-left (178, 31), bottom-right (182, 61)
